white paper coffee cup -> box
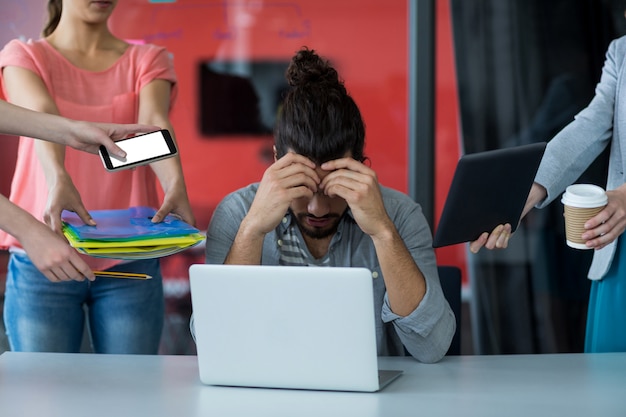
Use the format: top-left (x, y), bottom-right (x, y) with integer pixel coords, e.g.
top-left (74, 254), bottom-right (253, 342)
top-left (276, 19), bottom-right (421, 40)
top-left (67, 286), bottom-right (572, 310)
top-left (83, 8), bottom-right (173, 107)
top-left (561, 184), bottom-right (608, 249)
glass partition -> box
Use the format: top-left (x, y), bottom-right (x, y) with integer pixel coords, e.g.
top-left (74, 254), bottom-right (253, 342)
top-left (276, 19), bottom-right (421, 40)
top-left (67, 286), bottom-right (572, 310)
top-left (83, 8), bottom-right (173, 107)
top-left (450, 0), bottom-right (622, 354)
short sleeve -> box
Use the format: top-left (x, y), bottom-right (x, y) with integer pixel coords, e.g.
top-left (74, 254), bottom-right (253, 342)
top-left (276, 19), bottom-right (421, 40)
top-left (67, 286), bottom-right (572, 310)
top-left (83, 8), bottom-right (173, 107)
top-left (0, 39), bottom-right (43, 77)
top-left (134, 45), bottom-right (178, 106)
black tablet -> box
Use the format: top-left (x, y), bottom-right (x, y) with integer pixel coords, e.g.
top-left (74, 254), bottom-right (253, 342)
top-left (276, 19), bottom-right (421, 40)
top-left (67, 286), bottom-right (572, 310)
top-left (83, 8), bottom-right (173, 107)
top-left (432, 142), bottom-right (546, 248)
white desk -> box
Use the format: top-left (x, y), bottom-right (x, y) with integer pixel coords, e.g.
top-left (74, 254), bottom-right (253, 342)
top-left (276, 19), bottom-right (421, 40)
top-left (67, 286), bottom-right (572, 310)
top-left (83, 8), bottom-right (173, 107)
top-left (0, 352), bottom-right (624, 417)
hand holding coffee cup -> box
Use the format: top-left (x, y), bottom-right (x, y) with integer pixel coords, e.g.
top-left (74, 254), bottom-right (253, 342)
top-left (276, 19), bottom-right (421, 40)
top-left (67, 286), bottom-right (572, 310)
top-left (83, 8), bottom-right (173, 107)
top-left (561, 184), bottom-right (608, 249)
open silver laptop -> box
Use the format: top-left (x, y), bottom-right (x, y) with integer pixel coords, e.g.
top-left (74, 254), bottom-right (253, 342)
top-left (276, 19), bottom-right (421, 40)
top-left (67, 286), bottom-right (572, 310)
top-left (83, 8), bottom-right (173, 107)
top-left (188, 264), bottom-right (403, 392)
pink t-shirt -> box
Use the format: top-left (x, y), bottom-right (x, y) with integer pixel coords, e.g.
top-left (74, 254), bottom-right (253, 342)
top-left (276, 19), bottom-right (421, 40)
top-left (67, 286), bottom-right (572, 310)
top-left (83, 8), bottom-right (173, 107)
top-left (0, 39), bottom-right (177, 270)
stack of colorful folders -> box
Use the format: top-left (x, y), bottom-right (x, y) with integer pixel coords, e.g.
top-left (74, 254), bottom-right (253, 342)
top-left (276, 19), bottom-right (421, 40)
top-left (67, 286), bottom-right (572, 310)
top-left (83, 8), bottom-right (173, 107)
top-left (62, 206), bottom-right (205, 260)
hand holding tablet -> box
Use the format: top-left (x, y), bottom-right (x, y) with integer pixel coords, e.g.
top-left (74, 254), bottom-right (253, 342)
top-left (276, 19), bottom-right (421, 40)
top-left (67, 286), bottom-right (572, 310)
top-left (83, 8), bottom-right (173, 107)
top-left (433, 142), bottom-right (546, 248)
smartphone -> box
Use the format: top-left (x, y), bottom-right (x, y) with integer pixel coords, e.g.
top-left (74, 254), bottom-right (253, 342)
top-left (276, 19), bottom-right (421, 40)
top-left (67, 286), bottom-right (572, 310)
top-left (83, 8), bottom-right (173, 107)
top-left (99, 129), bottom-right (178, 171)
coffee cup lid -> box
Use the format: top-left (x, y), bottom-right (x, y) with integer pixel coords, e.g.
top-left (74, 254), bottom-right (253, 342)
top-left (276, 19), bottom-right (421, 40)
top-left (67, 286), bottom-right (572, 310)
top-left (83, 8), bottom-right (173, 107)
top-left (561, 184), bottom-right (607, 208)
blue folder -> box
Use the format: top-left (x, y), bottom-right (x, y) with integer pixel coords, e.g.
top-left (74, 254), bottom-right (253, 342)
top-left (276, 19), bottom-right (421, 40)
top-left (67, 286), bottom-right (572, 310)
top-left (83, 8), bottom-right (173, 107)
top-left (62, 206), bottom-right (199, 241)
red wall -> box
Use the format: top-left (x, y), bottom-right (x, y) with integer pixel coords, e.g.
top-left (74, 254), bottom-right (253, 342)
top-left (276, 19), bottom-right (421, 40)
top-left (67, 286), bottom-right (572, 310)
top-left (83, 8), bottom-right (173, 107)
top-left (110, 0), bottom-right (410, 232)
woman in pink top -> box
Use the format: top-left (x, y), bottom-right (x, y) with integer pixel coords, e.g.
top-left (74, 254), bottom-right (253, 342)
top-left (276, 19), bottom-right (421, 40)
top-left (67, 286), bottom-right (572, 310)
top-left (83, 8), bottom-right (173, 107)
top-left (0, 0), bottom-right (195, 354)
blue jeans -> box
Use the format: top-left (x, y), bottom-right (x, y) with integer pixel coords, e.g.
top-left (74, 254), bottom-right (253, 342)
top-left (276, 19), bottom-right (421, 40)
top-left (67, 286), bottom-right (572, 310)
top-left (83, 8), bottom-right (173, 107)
top-left (4, 252), bottom-right (164, 354)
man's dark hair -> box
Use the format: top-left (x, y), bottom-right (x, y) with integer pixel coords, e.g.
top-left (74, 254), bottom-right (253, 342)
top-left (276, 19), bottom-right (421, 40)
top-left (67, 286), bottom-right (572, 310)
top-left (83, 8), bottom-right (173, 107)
top-left (274, 47), bottom-right (366, 164)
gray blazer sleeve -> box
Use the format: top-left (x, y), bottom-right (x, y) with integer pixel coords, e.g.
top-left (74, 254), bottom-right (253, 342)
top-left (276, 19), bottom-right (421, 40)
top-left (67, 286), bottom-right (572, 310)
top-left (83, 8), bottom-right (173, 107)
top-left (534, 37), bottom-right (626, 279)
top-left (534, 38), bottom-right (619, 205)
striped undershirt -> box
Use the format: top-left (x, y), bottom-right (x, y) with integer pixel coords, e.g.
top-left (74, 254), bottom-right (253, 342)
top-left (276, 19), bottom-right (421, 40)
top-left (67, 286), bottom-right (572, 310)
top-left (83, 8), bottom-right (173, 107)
top-left (279, 223), bottom-right (330, 267)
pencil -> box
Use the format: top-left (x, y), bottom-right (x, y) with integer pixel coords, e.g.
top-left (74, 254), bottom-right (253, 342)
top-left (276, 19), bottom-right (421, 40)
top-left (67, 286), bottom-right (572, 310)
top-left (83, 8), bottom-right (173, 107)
top-left (93, 271), bottom-right (152, 280)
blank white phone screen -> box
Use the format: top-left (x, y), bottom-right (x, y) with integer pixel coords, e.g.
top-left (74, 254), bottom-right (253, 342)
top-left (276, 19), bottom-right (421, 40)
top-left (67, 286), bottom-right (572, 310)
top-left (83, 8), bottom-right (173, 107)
top-left (110, 131), bottom-right (171, 167)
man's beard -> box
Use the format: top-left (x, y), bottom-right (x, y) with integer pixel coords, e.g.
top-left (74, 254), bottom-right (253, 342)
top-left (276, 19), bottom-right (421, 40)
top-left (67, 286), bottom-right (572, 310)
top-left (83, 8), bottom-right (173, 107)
top-left (293, 212), bottom-right (342, 239)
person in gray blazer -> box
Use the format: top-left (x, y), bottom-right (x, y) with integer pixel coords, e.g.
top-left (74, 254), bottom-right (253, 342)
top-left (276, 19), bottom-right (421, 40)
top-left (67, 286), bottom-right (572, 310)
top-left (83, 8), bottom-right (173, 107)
top-left (470, 35), bottom-right (626, 353)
